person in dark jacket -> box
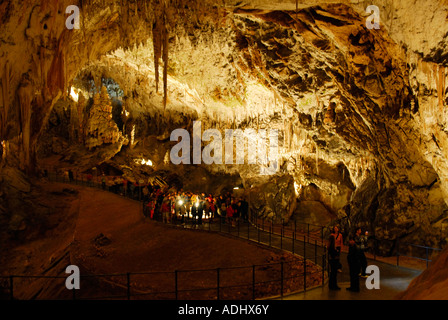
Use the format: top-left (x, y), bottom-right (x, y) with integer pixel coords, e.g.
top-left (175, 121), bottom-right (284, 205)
top-left (191, 201), bottom-right (198, 224)
top-left (328, 226), bottom-right (341, 290)
top-left (354, 227), bottom-right (368, 278)
top-left (197, 200), bottom-right (204, 225)
top-left (240, 198), bottom-right (249, 222)
top-left (346, 235), bottom-right (361, 292)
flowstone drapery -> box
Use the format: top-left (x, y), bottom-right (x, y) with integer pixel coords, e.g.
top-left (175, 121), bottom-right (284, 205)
top-left (85, 86), bottom-right (121, 149)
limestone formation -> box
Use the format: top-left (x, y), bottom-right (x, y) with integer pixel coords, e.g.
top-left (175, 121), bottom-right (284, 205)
top-left (85, 86), bottom-right (121, 150)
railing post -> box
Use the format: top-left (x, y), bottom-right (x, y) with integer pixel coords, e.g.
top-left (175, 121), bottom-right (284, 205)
top-left (175, 270), bottom-right (178, 300)
top-left (396, 238), bottom-right (400, 266)
top-left (217, 268), bottom-right (220, 300)
top-left (294, 220), bottom-right (297, 240)
top-left (269, 226), bottom-right (272, 247)
top-left (307, 223), bottom-right (310, 242)
top-left (303, 235), bottom-right (306, 260)
top-left (247, 220), bottom-right (250, 240)
top-left (304, 257), bottom-right (307, 292)
top-left (322, 251), bottom-right (326, 288)
top-left (280, 226), bottom-right (283, 250)
top-left (252, 265), bottom-right (256, 300)
top-left (292, 232), bottom-right (295, 254)
top-left (237, 219), bottom-right (240, 237)
top-left (9, 276), bottom-right (13, 300)
top-left (126, 273), bottom-right (131, 300)
top-left (321, 226), bottom-right (324, 244)
top-left (374, 238), bottom-right (377, 261)
top-left (257, 225), bottom-right (260, 243)
top-left (280, 262), bottom-right (284, 298)
top-left (281, 219), bottom-right (284, 242)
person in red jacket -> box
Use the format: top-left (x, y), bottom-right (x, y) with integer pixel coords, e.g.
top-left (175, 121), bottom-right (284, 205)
top-left (161, 201), bottom-right (170, 223)
top-left (226, 203), bottom-right (234, 226)
top-left (328, 225), bottom-right (342, 290)
top-left (146, 201), bottom-right (155, 219)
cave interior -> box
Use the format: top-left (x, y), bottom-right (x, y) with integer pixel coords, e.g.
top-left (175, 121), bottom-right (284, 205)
top-left (1, 0), bottom-right (448, 300)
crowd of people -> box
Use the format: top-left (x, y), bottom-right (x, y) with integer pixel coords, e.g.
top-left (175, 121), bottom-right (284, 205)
top-left (327, 225), bottom-right (369, 292)
top-left (142, 189), bottom-right (250, 226)
top-left (58, 170), bottom-right (251, 227)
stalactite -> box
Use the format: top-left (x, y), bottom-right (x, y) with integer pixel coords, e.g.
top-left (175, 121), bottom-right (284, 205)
top-left (437, 65), bottom-right (445, 113)
top-left (18, 74), bottom-right (33, 173)
top-left (77, 94), bottom-right (86, 144)
top-left (153, 17), bottom-right (161, 93)
top-left (289, 121), bottom-right (293, 150)
top-left (0, 61), bottom-right (10, 141)
top-left (162, 6), bottom-right (168, 110)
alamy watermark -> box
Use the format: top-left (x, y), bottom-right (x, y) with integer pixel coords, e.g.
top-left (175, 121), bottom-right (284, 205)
top-left (65, 265), bottom-right (80, 290)
top-left (65, 5), bottom-right (80, 30)
top-left (366, 5), bottom-right (380, 30)
top-left (365, 265), bottom-right (380, 289)
top-left (169, 121), bottom-right (279, 175)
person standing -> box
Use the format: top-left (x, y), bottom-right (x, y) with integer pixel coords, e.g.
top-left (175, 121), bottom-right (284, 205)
top-left (122, 178), bottom-right (128, 197)
top-left (87, 173), bottom-right (93, 186)
top-left (101, 174), bottom-right (106, 190)
top-left (328, 226), bottom-right (341, 290)
top-left (346, 235), bottom-right (360, 292)
top-left (240, 198), bottom-right (249, 222)
top-left (226, 203), bottom-right (234, 226)
top-left (354, 228), bottom-right (369, 278)
top-left (334, 225), bottom-right (344, 272)
top-left (191, 200), bottom-right (199, 225)
top-left (161, 200), bottom-right (170, 224)
top-left (197, 200), bottom-right (204, 226)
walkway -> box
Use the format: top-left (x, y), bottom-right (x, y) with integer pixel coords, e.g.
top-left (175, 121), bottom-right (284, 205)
top-left (155, 213), bottom-right (422, 300)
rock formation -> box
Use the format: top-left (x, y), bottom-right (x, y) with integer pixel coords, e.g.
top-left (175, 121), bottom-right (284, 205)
top-left (85, 86), bottom-right (121, 149)
top-left (1, 0), bottom-right (448, 255)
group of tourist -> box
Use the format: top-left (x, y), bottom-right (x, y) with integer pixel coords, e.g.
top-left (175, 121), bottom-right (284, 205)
top-left (142, 189), bottom-right (250, 226)
top-left (327, 225), bottom-right (369, 292)
top-left (59, 170), bottom-right (251, 226)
